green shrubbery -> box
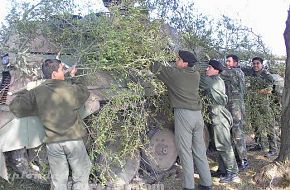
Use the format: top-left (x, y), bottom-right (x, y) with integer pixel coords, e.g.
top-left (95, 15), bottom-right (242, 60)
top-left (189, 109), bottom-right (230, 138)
top-left (1, 0), bottom-right (283, 183)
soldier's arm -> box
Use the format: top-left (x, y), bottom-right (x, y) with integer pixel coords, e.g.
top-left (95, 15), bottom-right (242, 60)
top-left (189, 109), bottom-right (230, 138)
top-left (195, 62), bottom-right (211, 90)
top-left (9, 89), bottom-right (37, 117)
top-left (199, 74), bottom-right (211, 90)
top-left (66, 66), bottom-right (90, 108)
top-left (220, 69), bottom-right (233, 82)
top-left (258, 89), bottom-right (272, 94)
top-left (69, 77), bottom-right (90, 109)
top-left (150, 61), bottom-right (176, 85)
top-left (258, 71), bottom-right (274, 94)
top-left (150, 61), bottom-right (163, 74)
top-left (240, 67), bottom-right (252, 76)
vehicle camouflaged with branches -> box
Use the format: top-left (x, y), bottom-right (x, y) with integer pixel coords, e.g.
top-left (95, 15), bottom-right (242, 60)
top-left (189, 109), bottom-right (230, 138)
top-left (0, 0), bottom-right (285, 189)
top-left (0, 1), bottom-right (182, 186)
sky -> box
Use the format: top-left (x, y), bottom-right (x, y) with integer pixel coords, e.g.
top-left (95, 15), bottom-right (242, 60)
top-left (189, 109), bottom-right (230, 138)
top-left (192, 0), bottom-right (290, 56)
top-left (0, 0), bottom-right (289, 56)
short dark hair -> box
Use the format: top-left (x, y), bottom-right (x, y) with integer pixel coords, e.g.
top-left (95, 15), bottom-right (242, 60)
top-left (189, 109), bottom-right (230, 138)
top-left (226, 54), bottom-right (239, 63)
top-left (42, 59), bottom-right (61, 79)
top-left (252, 57), bottom-right (263, 63)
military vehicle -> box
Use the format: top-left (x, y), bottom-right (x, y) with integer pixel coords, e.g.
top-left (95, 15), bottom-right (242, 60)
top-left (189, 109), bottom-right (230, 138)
top-left (0, 13), bottom-right (210, 187)
top-left (0, 53), bottom-right (184, 185)
top-left (0, 45), bottom-right (187, 187)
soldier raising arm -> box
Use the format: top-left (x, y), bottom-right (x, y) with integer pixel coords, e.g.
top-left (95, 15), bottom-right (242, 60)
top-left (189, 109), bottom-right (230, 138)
top-left (9, 59), bottom-right (92, 190)
top-left (150, 50), bottom-right (212, 190)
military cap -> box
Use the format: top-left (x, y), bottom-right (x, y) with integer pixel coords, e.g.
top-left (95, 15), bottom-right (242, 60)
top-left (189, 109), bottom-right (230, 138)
top-left (178, 50), bottom-right (197, 67)
top-left (208, 59), bottom-right (224, 72)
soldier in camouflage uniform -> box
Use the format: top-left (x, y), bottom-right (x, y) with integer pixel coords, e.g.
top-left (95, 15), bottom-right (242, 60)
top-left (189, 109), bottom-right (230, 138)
top-left (242, 57), bottom-right (278, 158)
top-left (221, 54), bottom-right (248, 170)
top-left (199, 60), bottom-right (240, 183)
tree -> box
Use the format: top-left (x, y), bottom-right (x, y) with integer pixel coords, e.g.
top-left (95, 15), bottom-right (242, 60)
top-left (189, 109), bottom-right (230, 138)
top-left (253, 7), bottom-right (290, 189)
top-left (213, 15), bottom-right (271, 61)
top-left (278, 8), bottom-right (290, 163)
top-left (143, 0), bottom-right (273, 62)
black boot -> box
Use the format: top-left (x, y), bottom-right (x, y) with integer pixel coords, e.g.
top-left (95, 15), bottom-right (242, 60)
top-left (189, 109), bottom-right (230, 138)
top-left (211, 169), bottom-right (226, 177)
top-left (198, 184), bottom-right (213, 190)
top-left (238, 159), bottom-right (249, 170)
top-left (219, 172), bottom-right (240, 183)
top-left (264, 150), bottom-right (277, 158)
top-left (249, 144), bottom-right (263, 151)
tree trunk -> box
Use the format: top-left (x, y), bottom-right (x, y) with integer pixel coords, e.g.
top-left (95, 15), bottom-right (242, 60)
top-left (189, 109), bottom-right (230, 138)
top-left (277, 7), bottom-right (290, 162)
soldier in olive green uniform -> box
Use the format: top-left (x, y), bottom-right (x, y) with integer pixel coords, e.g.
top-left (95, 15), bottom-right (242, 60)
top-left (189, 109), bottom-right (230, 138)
top-left (242, 57), bottom-right (278, 157)
top-left (199, 60), bottom-right (239, 183)
top-left (221, 54), bottom-right (248, 170)
top-left (10, 59), bottom-right (92, 190)
top-left (150, 50), bottom-right (212, 190)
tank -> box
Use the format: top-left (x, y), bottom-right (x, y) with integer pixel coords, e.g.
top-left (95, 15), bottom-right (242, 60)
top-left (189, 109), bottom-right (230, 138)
top-left (0, 51), bottom-right (183, 186)
top-left (0, 23), bottom-right (209, 186)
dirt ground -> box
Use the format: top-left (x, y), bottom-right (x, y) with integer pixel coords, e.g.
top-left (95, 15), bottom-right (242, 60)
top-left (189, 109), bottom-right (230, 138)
top-left (163, 150), bottom-right (287, 190)
top-left (1, 149), bottom-right (289, 190)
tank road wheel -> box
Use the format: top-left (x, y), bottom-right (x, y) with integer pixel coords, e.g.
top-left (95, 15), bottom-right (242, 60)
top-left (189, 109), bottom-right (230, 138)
top-left (96, 140), bottom-right (141, 187)
top-left (140, 127), bottom-right (209, 183)
top-left (141, 128), bottom-right (177, 182)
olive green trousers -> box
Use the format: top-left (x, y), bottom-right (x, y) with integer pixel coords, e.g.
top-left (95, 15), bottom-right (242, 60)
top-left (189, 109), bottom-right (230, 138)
top-left (46, 139), bottom-right (91, 190)
top-left (211, 105), bottom-right (238, 174)
top-left (174, 109), bottom-right (212, 189)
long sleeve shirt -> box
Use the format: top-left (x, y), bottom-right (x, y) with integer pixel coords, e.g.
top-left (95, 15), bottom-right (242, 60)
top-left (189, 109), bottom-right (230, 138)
top-left (150, 61), bottom-right (201, 111)
top-left (9, 78), bottom-right (89, 143)
top-left (199, 74), bottom-right (228, 106)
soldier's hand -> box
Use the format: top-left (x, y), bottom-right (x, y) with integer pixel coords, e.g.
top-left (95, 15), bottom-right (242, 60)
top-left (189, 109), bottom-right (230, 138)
top-left (70, 65), bottom-right (77, 77)
top-left (258, 89), bottom-right (272, 95)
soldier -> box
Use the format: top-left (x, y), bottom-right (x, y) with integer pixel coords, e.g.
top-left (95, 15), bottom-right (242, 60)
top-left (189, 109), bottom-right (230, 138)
top-left (9, 59), bottom-right (92, 190)
top-left (150, 50), bottom-right (212, 190)
top-left (243, 57), bottom-right (278, 157)
top-left (199, 60), bottom-right (240, 183)
top-left (221, 54), bottom-right (248, 170)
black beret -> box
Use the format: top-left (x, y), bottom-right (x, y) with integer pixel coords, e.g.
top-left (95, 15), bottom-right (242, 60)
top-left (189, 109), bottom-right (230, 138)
top-left (178, 50), bottom-right (197, 67)
top-left (208, 59), bottom-right (224, 72)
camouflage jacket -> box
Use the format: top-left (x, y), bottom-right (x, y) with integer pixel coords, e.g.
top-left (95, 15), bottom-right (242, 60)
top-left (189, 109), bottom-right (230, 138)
top-left (221, 67), bottom-right (245, 101)
top-left (242, 68), bottom-right (274, 92)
